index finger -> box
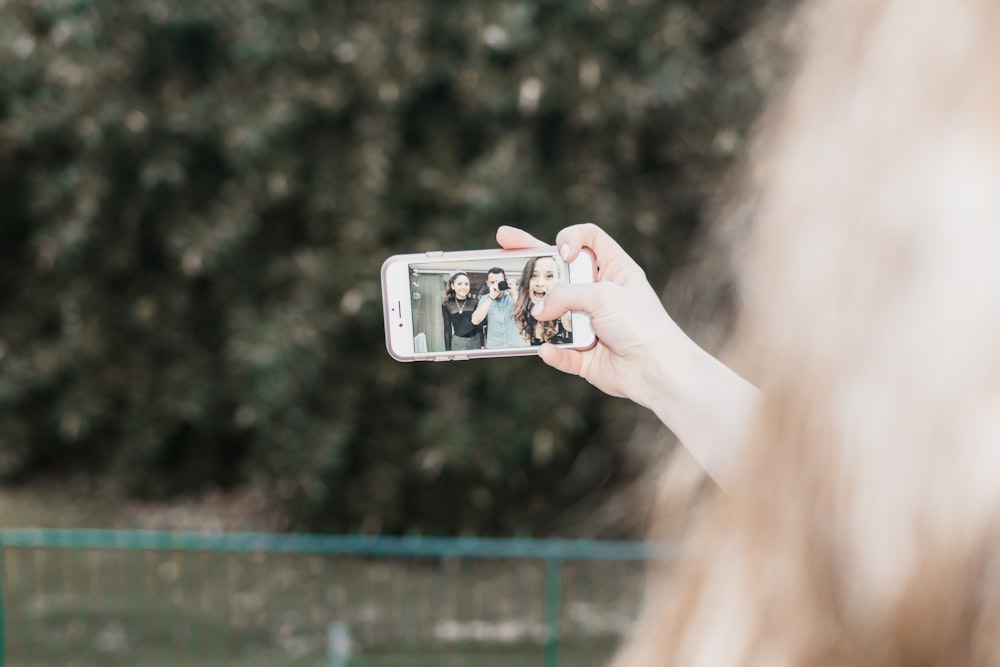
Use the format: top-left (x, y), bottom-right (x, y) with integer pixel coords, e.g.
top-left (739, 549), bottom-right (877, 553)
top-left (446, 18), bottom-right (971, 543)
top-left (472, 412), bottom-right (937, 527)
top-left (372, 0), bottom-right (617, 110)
top-left (496, 225), bottom-right (549, 250)
top-left (555, 223), bottom-right (643, 281)
top-left (554, 223), bottom-right (626, 263)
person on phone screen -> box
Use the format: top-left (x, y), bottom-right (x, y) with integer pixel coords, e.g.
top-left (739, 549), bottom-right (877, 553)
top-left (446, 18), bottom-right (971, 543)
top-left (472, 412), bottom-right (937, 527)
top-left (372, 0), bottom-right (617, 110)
top-left (441, 271), bottom-right (483, 351)
top-left (514, 255), bottom-right (573, 346)
top-left (471, 267), bottom-right (529, 349)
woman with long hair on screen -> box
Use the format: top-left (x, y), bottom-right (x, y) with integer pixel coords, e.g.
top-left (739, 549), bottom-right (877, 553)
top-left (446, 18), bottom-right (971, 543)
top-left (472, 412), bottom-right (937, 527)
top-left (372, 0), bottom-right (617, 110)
top-left (441, 270), bottom-right (483, 351)
top-left (513, 255), bottom-right (572, 346)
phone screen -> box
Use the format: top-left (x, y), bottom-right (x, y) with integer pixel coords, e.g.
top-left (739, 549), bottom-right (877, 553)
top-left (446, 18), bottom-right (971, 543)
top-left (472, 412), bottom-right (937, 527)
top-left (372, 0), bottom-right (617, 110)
top-left (408, 254), bottom-right (575, 353)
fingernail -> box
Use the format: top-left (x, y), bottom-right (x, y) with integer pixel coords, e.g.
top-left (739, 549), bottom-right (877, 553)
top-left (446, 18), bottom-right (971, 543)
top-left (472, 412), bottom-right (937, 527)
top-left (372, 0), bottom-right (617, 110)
top-left (531, 300), bottom-right (544, 317)
top-left (559, 244), bottom-right (570, 261)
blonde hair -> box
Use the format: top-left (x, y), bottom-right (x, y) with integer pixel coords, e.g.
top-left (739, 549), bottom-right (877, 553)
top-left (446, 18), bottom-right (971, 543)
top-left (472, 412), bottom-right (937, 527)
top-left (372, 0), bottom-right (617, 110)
top-left (615, 0), bottom-right (1000, 664)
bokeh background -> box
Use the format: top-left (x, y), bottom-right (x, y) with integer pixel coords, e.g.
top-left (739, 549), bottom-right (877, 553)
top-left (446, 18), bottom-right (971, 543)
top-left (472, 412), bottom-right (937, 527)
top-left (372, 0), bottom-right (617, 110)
top-left (0, 0), bottom-right (787, 538)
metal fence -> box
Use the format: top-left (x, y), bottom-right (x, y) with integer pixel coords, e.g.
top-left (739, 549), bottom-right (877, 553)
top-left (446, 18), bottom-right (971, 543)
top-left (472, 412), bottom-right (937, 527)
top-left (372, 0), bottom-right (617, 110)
top-left (0, 530), bottom-right (674, 667)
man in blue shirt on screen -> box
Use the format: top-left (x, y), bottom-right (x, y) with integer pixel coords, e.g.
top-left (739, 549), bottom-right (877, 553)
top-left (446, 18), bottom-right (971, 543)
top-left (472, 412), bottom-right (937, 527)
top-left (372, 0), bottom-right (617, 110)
top-left (471, 267), bottom-right (528, 349)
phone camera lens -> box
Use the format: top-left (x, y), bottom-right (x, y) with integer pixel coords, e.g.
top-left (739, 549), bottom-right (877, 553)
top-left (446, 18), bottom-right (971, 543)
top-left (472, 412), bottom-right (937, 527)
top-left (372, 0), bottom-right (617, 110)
top-left (398, 323), bottom-right (403, 327)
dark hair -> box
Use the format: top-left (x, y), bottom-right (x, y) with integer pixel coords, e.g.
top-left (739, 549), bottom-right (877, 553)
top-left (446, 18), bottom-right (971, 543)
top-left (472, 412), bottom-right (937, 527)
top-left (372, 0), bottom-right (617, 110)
top-left (486, 267), bottom-right (506, 280)
top-left (444, 271), bottom-right (470, 302)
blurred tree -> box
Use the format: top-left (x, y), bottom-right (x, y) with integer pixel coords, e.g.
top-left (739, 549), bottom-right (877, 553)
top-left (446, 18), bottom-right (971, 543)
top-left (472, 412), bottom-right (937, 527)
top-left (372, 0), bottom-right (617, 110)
top-left (0, 0), bottom-right (781, 536)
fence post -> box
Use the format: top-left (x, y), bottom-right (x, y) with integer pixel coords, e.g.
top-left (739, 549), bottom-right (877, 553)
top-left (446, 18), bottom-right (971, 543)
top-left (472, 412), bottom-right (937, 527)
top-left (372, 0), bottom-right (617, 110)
top-left (328, 621), bottom-right (352, 667)
top-left (0, 535), bottom-right (6, 667)
top-left (543, 557), bottom-right (562, 667)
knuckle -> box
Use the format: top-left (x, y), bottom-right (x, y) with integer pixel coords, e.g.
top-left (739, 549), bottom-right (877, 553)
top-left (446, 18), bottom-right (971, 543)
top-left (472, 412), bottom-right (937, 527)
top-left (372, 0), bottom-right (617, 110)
top-left (593, 281), bottom-right (616, 300)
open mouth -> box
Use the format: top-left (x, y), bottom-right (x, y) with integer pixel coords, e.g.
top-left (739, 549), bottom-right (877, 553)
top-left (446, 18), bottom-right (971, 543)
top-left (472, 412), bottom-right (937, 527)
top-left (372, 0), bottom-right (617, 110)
top-left (532, 290), bottom-right (546, 300)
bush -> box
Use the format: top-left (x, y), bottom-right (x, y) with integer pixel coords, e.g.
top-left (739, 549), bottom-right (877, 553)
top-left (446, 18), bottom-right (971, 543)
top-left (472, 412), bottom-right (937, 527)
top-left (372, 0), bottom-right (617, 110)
top-left (0, 0), bottom-right (773, 535)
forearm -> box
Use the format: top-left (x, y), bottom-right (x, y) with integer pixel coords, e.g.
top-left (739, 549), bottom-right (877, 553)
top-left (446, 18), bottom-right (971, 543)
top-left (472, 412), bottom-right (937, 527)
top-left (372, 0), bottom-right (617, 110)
top-left (471, 301), bottom-right (490, 325)
top-left (639, 338), bottom-right (762, 487)
top-left (442, 307), bottom-right (452, 350)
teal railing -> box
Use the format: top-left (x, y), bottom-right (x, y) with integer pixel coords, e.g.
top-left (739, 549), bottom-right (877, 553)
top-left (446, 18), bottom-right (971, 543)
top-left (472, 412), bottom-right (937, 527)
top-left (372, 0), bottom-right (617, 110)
top-left (0, 529), bottom-right (676, 667)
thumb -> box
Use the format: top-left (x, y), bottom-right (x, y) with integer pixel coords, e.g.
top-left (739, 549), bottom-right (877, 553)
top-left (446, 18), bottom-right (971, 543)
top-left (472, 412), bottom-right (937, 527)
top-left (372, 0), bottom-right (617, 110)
top-left (530, 282), bottom-right (609, 321)
top-left (537, 343), bottom-right (583, 377)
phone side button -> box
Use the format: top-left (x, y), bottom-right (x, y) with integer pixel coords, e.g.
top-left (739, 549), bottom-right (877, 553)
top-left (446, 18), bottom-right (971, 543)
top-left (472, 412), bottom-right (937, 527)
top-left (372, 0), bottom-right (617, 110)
top-left (434, 355), bottom-right (466, 362)
top-left (425, 250), bottom-right (444, 257)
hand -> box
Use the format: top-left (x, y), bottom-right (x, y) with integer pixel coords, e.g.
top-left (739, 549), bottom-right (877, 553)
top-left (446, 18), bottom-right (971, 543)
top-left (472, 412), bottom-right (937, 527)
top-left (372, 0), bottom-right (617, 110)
top-left (496, 223), bottom-right (761, 484)
top-left (495, 223), bottom-right (689, 408)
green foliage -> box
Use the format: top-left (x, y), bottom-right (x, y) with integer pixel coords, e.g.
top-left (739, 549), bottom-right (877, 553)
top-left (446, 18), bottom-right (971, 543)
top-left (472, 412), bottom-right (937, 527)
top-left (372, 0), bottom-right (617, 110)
top-left (0, 0), bottom-right (773, 535)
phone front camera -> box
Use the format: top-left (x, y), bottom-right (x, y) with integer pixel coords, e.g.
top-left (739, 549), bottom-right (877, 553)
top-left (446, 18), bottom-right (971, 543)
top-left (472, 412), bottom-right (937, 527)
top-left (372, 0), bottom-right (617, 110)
top-left (398, 323), bottom-right (403, 327)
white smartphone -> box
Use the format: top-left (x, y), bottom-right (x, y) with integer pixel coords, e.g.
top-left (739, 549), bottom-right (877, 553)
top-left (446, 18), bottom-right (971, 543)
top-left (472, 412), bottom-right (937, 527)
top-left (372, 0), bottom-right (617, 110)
top-left (382, 246), bottom-right (598, 361)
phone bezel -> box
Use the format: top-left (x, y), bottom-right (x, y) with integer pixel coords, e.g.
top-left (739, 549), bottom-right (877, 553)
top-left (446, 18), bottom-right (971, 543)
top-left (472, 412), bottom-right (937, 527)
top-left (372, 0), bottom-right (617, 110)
top-left (381, 246), bottom-right (597, 361)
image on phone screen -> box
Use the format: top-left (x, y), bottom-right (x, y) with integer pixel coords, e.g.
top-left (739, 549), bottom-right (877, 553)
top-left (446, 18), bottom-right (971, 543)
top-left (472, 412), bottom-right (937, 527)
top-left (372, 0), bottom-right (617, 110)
top-left (409, 255), bottom-right (575, 354)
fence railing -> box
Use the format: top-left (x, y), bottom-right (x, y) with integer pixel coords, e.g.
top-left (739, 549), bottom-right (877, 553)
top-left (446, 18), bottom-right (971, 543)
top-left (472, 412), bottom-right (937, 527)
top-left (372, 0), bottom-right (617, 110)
top-left (0, 529), bottom-right (677, 667)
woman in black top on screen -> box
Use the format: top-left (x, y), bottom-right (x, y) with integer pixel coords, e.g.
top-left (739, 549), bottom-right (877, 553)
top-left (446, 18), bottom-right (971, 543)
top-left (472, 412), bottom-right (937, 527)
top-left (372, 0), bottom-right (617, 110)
top-left (441, 271), bottom-right (483, 351)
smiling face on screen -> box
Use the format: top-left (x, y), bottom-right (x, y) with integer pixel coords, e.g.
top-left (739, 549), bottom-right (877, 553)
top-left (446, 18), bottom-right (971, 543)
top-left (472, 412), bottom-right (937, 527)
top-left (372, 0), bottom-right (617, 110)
top-left (528, 257), bottom-right (558, 305)
top-left (450, 273), bottom-right (470, 300)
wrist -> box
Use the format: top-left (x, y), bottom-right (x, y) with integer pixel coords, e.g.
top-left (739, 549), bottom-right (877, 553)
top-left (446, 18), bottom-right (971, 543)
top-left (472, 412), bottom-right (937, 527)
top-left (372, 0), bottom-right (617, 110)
top-left (639, 331), bottom-right (762, 484)
top-left (637, 327), bottom-right (704, 417)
